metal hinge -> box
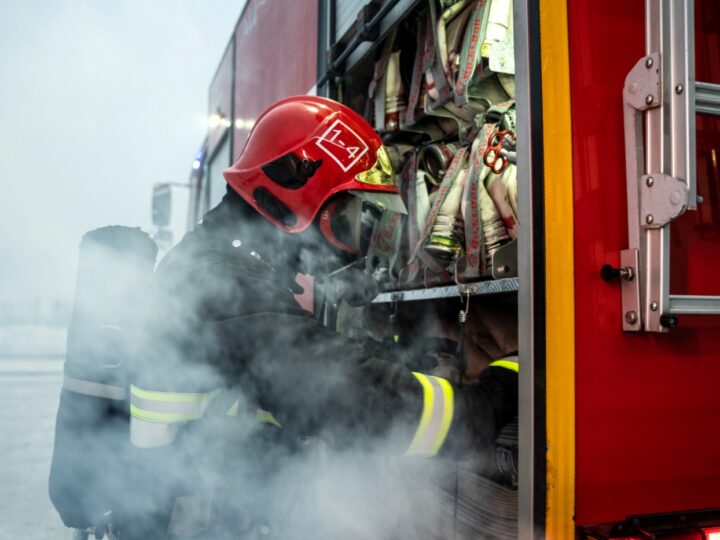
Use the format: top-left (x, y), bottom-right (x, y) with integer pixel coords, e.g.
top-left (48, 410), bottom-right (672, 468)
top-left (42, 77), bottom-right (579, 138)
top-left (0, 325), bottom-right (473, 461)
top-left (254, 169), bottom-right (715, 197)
top-left (620, 53), bottom-right (661, 332)
top-left (639, 173), bottom-right (688, 229)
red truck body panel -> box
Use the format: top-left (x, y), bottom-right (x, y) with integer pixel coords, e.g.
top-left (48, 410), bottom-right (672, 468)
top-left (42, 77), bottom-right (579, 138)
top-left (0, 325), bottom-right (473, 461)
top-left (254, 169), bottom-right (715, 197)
top-left (232, 0), bottom-right (318, 161)
top-left (207, 41), bottom-right (235, 157)
top-left (569, 0), bottom-right (720, 525)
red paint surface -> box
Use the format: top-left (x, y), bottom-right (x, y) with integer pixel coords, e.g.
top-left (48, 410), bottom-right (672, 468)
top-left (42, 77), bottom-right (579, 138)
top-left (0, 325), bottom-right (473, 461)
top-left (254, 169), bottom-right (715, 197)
top-left (232, 0), bottom-right (318, 161)
top-left (568, 0), bottom-right (720, 525)
top-left (208, 41), bottom-right (234, 156)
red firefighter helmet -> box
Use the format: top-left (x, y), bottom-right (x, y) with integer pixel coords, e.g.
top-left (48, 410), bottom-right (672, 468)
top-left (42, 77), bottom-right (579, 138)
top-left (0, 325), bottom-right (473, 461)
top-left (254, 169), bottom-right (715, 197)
top-left (223, 96), bottom-right (404, 251)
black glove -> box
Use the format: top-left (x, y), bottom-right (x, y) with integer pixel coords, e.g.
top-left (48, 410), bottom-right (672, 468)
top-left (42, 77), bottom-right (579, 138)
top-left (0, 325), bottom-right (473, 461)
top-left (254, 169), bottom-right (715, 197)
top-left (446, 364), bottom-right (518, 460)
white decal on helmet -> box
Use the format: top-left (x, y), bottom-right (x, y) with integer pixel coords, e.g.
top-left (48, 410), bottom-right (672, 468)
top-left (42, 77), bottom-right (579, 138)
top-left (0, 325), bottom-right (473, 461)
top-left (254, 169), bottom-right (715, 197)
top-left (315, 119), bottom-right (370, 172)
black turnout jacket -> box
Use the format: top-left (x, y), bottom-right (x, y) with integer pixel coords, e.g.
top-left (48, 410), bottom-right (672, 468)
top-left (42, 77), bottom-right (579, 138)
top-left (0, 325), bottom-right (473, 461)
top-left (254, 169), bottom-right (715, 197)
top-left (126, 190), bottom-right (518, 538)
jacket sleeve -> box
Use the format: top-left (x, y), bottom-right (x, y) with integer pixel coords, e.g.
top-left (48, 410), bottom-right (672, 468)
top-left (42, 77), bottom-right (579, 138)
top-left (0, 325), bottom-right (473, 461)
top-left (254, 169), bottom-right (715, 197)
top-left (206, 311), bottom-right (518, 459)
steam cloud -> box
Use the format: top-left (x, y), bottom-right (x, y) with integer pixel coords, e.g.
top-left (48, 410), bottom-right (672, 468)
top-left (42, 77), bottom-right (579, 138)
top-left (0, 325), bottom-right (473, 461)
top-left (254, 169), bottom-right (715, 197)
top-left (49, 197), bottom-right (518, 539)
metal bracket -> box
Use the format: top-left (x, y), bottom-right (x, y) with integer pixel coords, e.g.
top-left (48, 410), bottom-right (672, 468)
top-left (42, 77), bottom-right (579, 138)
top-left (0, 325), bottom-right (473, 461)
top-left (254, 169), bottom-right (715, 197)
top-left (624, 53), bottom-right (661, 112)
top-left (620, 2), bottom-right (720, 331)
top-left (620, 249), bottom-right (641, 331)
top-left (492, 239), bottom-right (518, 279)
top-left (621, 53), bottom-right (662, 332)
top-left (639, 173), bottom-right (688, 228)
top-left (623, 53), bottom-right (661, 252)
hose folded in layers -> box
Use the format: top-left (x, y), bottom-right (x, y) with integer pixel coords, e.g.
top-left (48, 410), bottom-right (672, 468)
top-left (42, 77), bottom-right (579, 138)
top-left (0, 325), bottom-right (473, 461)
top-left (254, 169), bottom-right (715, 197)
top-left (420, 147), bottom-right (470, 270)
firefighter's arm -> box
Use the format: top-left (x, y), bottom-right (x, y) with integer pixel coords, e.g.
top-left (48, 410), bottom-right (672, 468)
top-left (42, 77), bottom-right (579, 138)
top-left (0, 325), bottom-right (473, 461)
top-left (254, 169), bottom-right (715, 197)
top-left (354, 355), bottom-right (518, 458)
top-left (199, 311), bottom-right (518, 459)
top-left (434, 359), bottom-right (518, 458)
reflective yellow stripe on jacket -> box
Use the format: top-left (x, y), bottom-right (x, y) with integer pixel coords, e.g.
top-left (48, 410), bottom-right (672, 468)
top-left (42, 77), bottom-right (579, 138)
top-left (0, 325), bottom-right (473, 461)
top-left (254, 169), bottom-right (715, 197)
top-left (130, 385), bottom-right (219, 448)
top-left (489, 357), bottom-right (519, 373)
top-left (405, 358), bottom-right (518, 458)
top-left (256, 408), bottom-right (283, 428)
top-left (226, 401), bottom-right (284, 428)
top-left (405, 373), bottom-right (454, 457)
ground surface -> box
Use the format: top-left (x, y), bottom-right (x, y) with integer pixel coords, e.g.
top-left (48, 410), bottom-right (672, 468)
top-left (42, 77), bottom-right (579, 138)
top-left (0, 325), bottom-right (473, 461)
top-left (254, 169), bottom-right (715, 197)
top-left (0, 356), bottom-right (68, 539)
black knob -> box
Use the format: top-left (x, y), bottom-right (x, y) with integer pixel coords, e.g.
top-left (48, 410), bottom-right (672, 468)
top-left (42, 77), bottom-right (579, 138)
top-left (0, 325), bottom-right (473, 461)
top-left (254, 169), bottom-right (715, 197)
top-left (600, 264), bottom-right (634, 282)
top-left (660, 314), bottom-right (679, 329)
top-left (601, 264), bottom-right (620, 282)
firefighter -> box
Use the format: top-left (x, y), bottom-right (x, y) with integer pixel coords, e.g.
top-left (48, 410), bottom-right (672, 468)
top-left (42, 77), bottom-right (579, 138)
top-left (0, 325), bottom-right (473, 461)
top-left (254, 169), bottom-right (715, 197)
top-left (125, 96), bottom-right (518, 538)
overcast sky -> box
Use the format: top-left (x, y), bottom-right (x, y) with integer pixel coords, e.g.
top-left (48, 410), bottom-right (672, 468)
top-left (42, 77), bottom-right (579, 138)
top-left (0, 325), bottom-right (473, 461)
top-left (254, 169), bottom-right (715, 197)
top-left (0, 0), bottom-right (244, 306)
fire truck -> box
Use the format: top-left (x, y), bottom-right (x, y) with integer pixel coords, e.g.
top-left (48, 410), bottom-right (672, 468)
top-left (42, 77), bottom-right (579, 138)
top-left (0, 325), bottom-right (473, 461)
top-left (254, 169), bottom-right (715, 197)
top-left (151, 0), bottom-right (720, 538)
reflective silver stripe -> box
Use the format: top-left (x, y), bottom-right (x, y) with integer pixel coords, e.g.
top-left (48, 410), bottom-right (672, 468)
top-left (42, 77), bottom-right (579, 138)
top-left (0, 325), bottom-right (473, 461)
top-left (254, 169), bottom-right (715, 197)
top-left (167, 494), bottom-right (213, 536)
top-left (130, 417), bottom-right (179, 448)
top-left (63, 374), bottom-right (126, 400)
top-left (405, 373), bottom-right (454, 457)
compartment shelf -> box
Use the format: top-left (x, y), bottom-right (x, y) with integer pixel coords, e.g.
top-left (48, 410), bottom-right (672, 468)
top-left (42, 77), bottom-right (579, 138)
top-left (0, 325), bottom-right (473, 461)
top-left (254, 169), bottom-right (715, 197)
top-left (372, 277), bottom-right (519, 303)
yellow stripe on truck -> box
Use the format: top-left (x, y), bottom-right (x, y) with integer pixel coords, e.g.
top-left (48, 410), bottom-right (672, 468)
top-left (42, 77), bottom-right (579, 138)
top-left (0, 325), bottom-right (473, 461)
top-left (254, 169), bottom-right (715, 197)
top-left (540, 0), bottom-right (576, 535)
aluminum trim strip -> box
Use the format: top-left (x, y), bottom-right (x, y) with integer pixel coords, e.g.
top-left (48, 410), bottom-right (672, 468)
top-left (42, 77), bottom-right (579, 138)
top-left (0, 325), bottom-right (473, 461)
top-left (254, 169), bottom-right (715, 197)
top-left (515, 0), bottom-right (540, 536)
top-left (695, 81), bottom-right (720, 116)
top-left (668, 295), bottom-right (720, 315)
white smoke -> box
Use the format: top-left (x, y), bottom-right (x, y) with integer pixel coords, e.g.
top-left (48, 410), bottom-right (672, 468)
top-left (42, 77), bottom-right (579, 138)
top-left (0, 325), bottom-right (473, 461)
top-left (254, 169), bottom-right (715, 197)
top-left (47, 206), bottom-right (518, 539)
top-left (0, 0), bottom-right (240, 308)
top-left (0, 1), bottom-right (242, 538)
top-left (0, 2), bottom-right (520, 537)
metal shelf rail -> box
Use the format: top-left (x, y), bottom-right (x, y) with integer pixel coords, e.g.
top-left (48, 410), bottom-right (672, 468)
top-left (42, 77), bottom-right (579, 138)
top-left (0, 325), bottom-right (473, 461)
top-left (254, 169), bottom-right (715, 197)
top-left (372, 277), bottom-right (519, 303)
top-left (317, 0), bottom-right (424, 90)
